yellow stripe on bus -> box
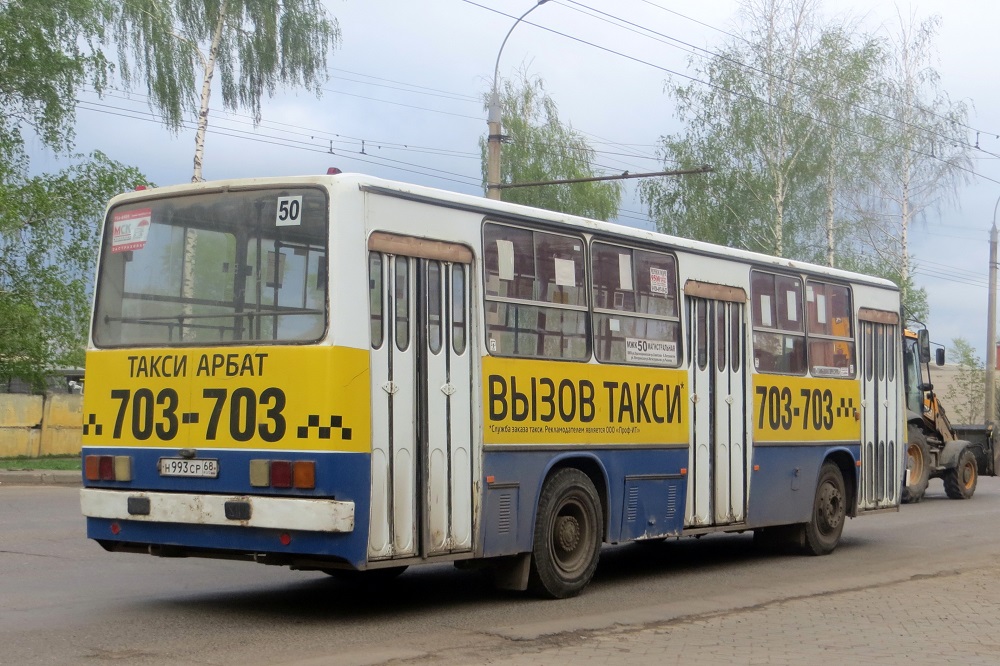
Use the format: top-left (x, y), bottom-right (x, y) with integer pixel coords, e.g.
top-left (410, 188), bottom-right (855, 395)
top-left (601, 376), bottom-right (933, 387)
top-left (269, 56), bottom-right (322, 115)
top-left (751, 374), bottom-right (861, 443)
top-left (82, 346), bottom-right (371, 452)
top-left (483, 357), bottom-right (688, 445)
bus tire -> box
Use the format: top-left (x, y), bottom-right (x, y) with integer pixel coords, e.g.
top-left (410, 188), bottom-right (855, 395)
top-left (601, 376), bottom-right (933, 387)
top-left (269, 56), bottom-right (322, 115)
top-left (902, 426), bottom-right (930, 503)
top-left (802, 462), bottom-right (846, 556)
top-left (943, 448), bottom-right (978, 500)
top-left (528, 468), bottom-right (603, 599)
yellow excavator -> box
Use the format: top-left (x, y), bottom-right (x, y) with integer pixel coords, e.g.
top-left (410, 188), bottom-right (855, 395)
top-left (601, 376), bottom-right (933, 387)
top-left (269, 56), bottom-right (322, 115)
top-left (902, 328), bottom-right (994, 502)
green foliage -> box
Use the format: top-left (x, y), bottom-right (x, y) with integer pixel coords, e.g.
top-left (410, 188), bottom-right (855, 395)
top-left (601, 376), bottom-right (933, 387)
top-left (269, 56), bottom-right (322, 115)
top-left (0, 152), bottom-right (150, 391)
top-left (0, 0), bottom-right (112, 159)
top-left (836, 253), bottom-right (927, 322)
top-left (641, 0), bottom-right (845, 258)
top-left (481, 72), bottom-right (622, 221)
top-left (640, 0), bottom-right (970, 321)
top-left (115, 0), bottom-right (341, 130)
top-left (944, 337), bottom-right (986, 426)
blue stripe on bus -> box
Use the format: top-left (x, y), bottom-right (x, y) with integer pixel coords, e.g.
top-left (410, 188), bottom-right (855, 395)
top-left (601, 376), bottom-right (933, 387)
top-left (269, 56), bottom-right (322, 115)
top-left (85, 517), bottom-right (369, 567)
top-left (81, 447), bottom-right (370, 498)
top-left (481, 447), bottom-right (690, 556)
top-left (747, 444), bottom-right (861, 526)
top-left (83, 447), bottom-right (372, 567)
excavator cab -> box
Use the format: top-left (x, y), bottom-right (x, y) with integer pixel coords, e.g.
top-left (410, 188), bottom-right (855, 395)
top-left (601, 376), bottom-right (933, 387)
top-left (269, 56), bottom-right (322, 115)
top-left (901, 328), bottom-right (978, 502)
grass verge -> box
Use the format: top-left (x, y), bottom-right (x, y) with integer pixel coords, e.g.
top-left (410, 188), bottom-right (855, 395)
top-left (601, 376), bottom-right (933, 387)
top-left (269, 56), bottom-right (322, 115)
top-left (0, 455), bottom-right (81, 471)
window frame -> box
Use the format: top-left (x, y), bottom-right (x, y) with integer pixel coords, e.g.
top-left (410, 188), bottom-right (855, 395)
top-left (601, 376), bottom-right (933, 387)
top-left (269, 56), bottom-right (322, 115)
top-left (750, 269), bottom-right (808, 376)
top-left (751, 269), bottom-right (858, 379)
top-left (482, 220), bottom-right (590, 362)
top-left (590, 239), bottom-right (682, 367)
top-left (92, 186), bottom-right (330, 348)
top-left (804, 278), bottom-right (856, 379)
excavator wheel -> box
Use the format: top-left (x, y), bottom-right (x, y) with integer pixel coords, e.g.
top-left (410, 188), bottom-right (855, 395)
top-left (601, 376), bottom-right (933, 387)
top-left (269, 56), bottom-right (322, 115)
top-left (943, 448), bottom-right (978, 500)
top-left (902, 426), bottom-right (930, 504)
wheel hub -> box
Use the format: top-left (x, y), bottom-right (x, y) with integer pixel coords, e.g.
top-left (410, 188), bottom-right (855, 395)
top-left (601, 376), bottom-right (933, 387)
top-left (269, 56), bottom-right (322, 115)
top-left (818, 484), bottom-right (843, 532)
top-left (556, 515), bottom-right (581, 552)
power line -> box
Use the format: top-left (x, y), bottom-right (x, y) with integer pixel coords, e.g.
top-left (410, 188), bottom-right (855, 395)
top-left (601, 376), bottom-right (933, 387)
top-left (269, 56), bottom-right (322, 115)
top-left (557, 0), bottom-right (1000, 164)
top-left (637, 0), bottom-right (1000, 146)
top-left (459, 1), bottom-right (1000, 187)
top-left (74, 100), bottom-right (483, 187)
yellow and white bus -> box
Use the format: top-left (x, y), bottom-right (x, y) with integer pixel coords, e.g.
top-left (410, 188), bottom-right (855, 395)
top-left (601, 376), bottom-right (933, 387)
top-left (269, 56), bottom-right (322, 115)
top-left (80, 173), bottom-right (903, 598)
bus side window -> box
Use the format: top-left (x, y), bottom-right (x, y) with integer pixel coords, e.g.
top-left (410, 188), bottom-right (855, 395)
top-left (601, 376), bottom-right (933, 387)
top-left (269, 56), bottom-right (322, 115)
top-left (750, 270), bottom-right (806, 375)
top-left (483, 222), bottom-right (588, 360)
top-left (369, 253), bottom-right (383, 348)
top-left (452, 264), bottom-right (466, 355)
top-left (591, 242), bottom-right (680, 366)
top-left (427, 261), bottom-right (442, 354)
top-left (806, 280), bottom-right (855, 378)
top-left (395, 257), bottom-right (409, 351)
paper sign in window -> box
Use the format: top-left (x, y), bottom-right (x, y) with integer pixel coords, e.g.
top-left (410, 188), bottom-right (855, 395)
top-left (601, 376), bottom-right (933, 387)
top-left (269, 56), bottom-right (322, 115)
top-left (554, 258), bottom-right (576, 287)
top-left (609, 318), bottom-right (620, 332)
top-left (625, 338), bottom-right (677, 365)
top-left (816, 294), bottom-right (827, 324)
top-left (618, 254), bottom-right (633, 291)
top-left (265, 251), bottom-right (285, 288)
top-left (496, 240), bottom-right (515, 280)
top-left (111, 208), bottom-right (152, 253)
top-left (760, 295), bottom-right (773, 327)
top-left (650, 267), bottom-right (670, 294)
top-left (786, 290), bottom-right (798, 322)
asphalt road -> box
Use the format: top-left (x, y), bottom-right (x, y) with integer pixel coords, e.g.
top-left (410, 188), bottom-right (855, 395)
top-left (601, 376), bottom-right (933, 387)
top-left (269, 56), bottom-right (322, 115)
top-left (2, 477), bottom-right (998, 665)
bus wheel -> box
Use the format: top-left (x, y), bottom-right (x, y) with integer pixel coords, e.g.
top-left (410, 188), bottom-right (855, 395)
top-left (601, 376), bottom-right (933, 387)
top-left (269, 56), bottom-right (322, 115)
top-left (943, 448), bottom-right (978, 500)
top-left (322, 566), bottom-right (407, 585)
top-left (803, 462), bottom-right (846, 556)
top-left (528, 468), bottom-right (603, 599)
top-left (902, 426), bottom-right (930, 503)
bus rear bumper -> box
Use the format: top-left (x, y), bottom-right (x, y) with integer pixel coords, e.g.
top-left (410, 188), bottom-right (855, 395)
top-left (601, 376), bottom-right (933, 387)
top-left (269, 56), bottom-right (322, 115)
top-left (80, 488), bottom-right (355, 533)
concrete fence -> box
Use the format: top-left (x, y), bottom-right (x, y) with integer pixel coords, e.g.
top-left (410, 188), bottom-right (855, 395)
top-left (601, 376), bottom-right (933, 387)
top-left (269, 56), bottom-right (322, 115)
top-left (0, 394), bottom-right (82, 457)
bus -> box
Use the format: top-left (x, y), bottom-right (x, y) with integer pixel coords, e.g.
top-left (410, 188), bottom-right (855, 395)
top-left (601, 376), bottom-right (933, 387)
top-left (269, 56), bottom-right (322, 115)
top-left (80, 173), bottom-right (903, 598)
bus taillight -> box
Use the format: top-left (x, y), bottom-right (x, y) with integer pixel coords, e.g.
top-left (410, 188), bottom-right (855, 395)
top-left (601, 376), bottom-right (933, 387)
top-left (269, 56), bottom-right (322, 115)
top-left (249, 460), bottom-right (315, 490)
top-left (85, 455), bottom-right (132, 482)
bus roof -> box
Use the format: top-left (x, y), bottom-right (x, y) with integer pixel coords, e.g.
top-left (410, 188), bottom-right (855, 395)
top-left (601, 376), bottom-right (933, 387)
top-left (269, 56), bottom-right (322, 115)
top-left (107, 172), bottom-right (899, 292)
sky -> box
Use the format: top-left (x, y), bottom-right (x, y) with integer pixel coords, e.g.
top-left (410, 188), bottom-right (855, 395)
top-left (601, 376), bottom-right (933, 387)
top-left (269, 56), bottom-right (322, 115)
top-left (31, 0), bottom-right (1000, 362)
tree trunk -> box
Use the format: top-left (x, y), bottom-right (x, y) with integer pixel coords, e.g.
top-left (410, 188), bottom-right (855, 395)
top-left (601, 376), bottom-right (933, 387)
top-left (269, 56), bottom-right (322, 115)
top-left (191, 0), bottom-right (227, 183)
top-left (826, 159), bottom-right (835, 267)
top-left (183, 0), bottom-right (227, 341)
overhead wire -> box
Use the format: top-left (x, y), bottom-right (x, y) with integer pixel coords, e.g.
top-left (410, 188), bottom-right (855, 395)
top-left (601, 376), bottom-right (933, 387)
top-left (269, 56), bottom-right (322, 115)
top-left (637, 0), bottom-right (1000, 147)
top-left (556, 0), bottom-right (1000, 164)
top-left (458, 0), bottom-right (1000, 187)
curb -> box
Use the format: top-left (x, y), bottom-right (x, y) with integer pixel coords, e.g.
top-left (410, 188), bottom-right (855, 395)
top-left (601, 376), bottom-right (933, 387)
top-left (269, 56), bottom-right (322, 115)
top-left (0, 470), bottom-right (82, 487)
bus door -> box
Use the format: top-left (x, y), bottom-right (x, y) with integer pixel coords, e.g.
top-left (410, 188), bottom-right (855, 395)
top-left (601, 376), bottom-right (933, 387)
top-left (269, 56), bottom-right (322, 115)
top-left (367, 234), bottom-right (474, 561)
top-left (858, 312), bottom-right (901, 511)
top-left (685, 284), bottom-right (749, 527)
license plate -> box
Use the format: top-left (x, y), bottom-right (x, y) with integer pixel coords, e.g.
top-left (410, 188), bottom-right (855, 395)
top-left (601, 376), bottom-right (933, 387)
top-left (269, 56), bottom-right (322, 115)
top-left (159, 458), bottom-right (219, 478)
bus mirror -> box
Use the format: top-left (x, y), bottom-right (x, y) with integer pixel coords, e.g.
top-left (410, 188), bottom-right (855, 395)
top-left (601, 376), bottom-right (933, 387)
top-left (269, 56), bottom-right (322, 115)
top-left (935, 347), bottom-right (945, 366)
top-left (917, 329), bottom-right (931, 363)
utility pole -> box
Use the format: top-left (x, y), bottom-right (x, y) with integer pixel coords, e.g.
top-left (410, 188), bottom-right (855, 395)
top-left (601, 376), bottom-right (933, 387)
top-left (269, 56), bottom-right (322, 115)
top-left (487, 1), bottom-right (549, 201)
top-left (987, 219), bottom-right (999, 473)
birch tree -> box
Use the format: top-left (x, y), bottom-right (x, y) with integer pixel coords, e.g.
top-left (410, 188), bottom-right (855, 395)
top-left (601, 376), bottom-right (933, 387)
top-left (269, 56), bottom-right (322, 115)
top-left (801, 27), bottom-right (883, 267)
top-left (861, 12), bottom-right (972, 308)
top-left (116, 0), bottom-right (341, 182)
top-left (944, 338), bottom-right (986, 426)
top-left (641, 0), bottom-right (827, 258)
top-left (481, 72), bottom-right (621, 220)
